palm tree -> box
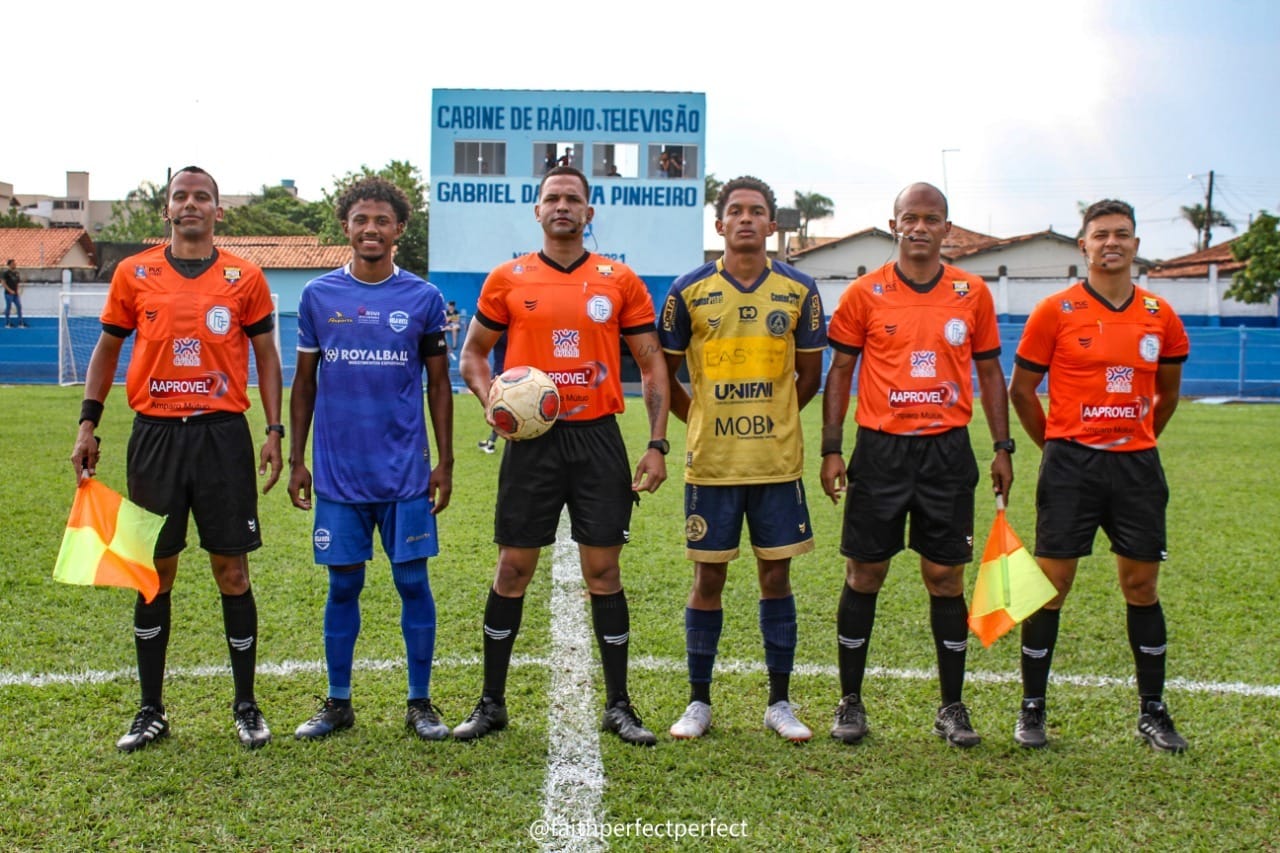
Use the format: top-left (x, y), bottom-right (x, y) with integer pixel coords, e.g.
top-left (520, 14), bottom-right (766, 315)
top-left (1180, 203), bottom-right (1235, 251)
top-left (794, 191), bottom-right (834, 248)
top-left (705, 173), bottom-right (723, 210)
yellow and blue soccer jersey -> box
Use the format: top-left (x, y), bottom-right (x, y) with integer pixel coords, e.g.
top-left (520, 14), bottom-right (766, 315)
top-left (660, 258), bottom-right (826, 484)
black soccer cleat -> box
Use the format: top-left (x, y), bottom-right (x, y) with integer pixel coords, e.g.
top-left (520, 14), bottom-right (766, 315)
top-left (233, 701), bottom-right (272, 749)
top-left (452, 697), bottom-right (508, 741)
top-left (406, 699), bottom-right (450, 741)
top-left (116, 704), bottom-right (169, 753)
top-left (601, 700), bottom-right (657, 746)
top-left (933, 701), bottom-right (982, 748)
top-left (294, 697), bottom-right (355, 740)
top-left (1138, 701), bottom-right (1188, 754)
top-left (831, 693), bottom-right (869, 744)
top-left (1014, 699), bottom-right (1048, 749)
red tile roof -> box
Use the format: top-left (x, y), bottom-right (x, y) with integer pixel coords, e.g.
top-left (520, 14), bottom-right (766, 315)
top-left (143, 235), bottom-right (350, 269)
top-left (787, 227), bottom-right (893, 258)
top-left (940, 225), bottom-right (999, 258)
top-left (1148, 239), bottom-right (1244, 278)
top-left (0, 228), bottom-right (97, 268)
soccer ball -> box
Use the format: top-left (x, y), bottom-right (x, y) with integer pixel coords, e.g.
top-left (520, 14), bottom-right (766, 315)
top-left (486, 365), bottom-right (560, 441)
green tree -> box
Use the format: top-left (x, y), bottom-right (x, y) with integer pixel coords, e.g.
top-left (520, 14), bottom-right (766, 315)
top-left (98, 180), bottom-right (167, 241)
top-left (1181, 203), bottom-right (1235, 251)
top-left (0, 200), bottom-right (41, 228)
top-left (321, 161), bottom-right (429, 276)
top-left (705, 173), bottom-right (723, 210)
top-left (794, 190), bottom-right (834, 248)
top-left (1225, 212), bottom-right (1280, 304)
top-left (221, 185), bottom-right (328, 236)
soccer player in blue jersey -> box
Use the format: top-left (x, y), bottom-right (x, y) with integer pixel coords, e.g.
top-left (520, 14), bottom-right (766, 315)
top-left (286, 177), bottom-right (455, 741)
top-left (659, 176), bottom-right (827, 742)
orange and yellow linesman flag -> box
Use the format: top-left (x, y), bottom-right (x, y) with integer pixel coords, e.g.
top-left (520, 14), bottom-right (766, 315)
top-left (968, 497), bottom-right (1057, 648)
top-left (53, 478), bottom-right (164, 603)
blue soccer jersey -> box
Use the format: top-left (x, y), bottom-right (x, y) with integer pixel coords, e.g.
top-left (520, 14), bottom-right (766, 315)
top-left (297, 264), bottom-right (448, 502)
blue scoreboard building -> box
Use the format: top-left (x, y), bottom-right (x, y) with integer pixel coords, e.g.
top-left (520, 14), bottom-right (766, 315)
top-left (429, 88), bottom-right (707, 314)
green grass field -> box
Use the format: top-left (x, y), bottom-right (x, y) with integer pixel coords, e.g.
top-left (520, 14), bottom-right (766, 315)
top-left (1, 385), bottom-right (1277, 850)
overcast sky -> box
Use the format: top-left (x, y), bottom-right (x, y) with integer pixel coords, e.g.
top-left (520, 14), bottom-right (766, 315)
top-left (6, 0), bottom-right (1277, 262)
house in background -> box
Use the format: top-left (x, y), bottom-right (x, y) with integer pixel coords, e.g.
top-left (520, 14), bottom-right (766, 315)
top-left (0, 227), bottom-right (98, 286)
top-left (788, 223), bottom-right (1139, 283)
top-left (142, 235), bottom-right (351, 308)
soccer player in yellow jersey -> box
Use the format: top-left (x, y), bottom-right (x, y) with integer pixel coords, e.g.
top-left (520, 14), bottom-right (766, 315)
top-left (659, 176), bottom-right (827, 741)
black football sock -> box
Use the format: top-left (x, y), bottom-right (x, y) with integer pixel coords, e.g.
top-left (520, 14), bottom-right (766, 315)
top-left (591, 590), bottom-right (631, 707)
top-left (930, 593), bottom-right (969, 706)
top-left (222, 588), bottom-right (259, 706)
top-left (837, 583), bottom-right (877, 698)
top-left (481, 588), bottom-right (524, 705)
top-left (134, 590), bottom-right (171, 709)
top-left (1020, 607), bottom-right (1061, 702)
top-left (1127, 601), bottom-right (1168, 711)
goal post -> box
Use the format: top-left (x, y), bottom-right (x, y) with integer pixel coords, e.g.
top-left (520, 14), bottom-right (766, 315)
top-left (58, 289), bottom-right (281, 387)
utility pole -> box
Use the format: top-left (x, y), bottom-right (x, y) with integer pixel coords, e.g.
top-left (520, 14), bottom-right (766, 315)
top-left (1203, 169), bottom-right (1216, 251)
top-left (941, 149), bottom-right (959, 198)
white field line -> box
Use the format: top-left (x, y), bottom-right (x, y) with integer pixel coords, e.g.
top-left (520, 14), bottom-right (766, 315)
top-left (539, 516), bottom-right (606, 853)
top-left (2, 655), bottom-right (1277, 699)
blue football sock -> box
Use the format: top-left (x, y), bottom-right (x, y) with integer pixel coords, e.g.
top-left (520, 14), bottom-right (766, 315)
top-left (324, 566), bottom-right (365, 700)
top-left (393, 559), bottom-right (436, 701)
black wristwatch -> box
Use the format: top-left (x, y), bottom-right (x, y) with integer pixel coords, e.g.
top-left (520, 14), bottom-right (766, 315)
top-left (266, 424), bottom-right (286, 439)
top-left (647, 438), bottom-right (670, 456)
top-left (993, 439), bottom-right (1015, 455)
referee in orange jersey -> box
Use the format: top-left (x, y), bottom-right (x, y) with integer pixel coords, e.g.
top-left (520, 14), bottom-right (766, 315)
top-left (71, 166), bottom-right (283, 753)
top-left (1009, 199), bottom-right (1190, 752)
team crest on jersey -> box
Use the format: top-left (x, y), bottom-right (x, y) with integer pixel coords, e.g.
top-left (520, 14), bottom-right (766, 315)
top-left (513, 265), bottom-right (524, 274)
top-left (1106, 365), bottom-right (1134, 393)
top-left (223, 267), bottom-right (242, 285)
top-left (172, 338), bottom-right (201, 367)
top-left (134, 264), bottom-right (147, 279)
top-left (766, 309), bottom-right (789, 337)
top-left (873, 283), bottom-right (883, 295)
top-left (595, 264), bottom-right (613, 277)
top-left (206, 306), bottom-right (231, 335)
top-left (553, 329), bottom-right (580, 358)
top-left (1061, 300), bottom-right (1074, 313)
top-left (1143, 296), bottom-right (1161, 315)
top-left (1139, 334), bottom-right (1160, 363)
top-left (314, 528), bottom-right (332, 551)
top-left (944, 318), bottom-right (968, 346)
top-left (586, 295), bottom-right (612, 323)
top-left (952, 280), bottom-right (970, 297)
top-left (685, 514), bottom-right (708, 542)
top-left (910, 350), bottom-right (937, 378)
top-left (389, 310), bottom-right (409, 333)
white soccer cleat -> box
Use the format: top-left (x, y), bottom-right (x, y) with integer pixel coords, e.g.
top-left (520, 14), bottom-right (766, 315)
top-left (669, 701), bottom-right (712, 739)
top-left (764, 700), bottom-right (813, 742)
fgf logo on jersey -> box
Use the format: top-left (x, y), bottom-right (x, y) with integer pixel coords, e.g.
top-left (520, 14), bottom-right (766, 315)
top-left (206, 306), bottom-right (232, 335)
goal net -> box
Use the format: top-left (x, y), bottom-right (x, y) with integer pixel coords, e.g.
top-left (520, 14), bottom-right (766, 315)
top-left (58, 290), bottom-right (281, 387)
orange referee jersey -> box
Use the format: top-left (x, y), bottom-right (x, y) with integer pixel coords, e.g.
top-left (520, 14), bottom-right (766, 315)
top-left (476, 251), bottom-right (656, 421)
top-left (827, 262), bottom-right (1001, 435)
top-left (101, 244), bottom-right (275, 417)
top-left (1015, 280), bottom-right (1189, 451)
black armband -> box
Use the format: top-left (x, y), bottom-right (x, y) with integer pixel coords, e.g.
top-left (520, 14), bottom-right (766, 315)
top-left (820, 439), bottom-right (843, 457)
top-left (79, 399), bottom-right (104, 427)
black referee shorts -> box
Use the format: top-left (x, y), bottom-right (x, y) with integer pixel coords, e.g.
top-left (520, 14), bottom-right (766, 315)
top-left (494, 415), bottom-right (636, 548)
top-left (1034, 439), bottom-right (1169, 562)
top-left (127, 412), bottom-right (262, 559)
top-left (841, 426), bottom-right (979, 566)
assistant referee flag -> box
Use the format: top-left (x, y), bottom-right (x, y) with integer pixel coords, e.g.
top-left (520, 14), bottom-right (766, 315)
top-left (968, 498), bottom-right (1057, 648)
top-left (53, 478), bottom-right (163, 603)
